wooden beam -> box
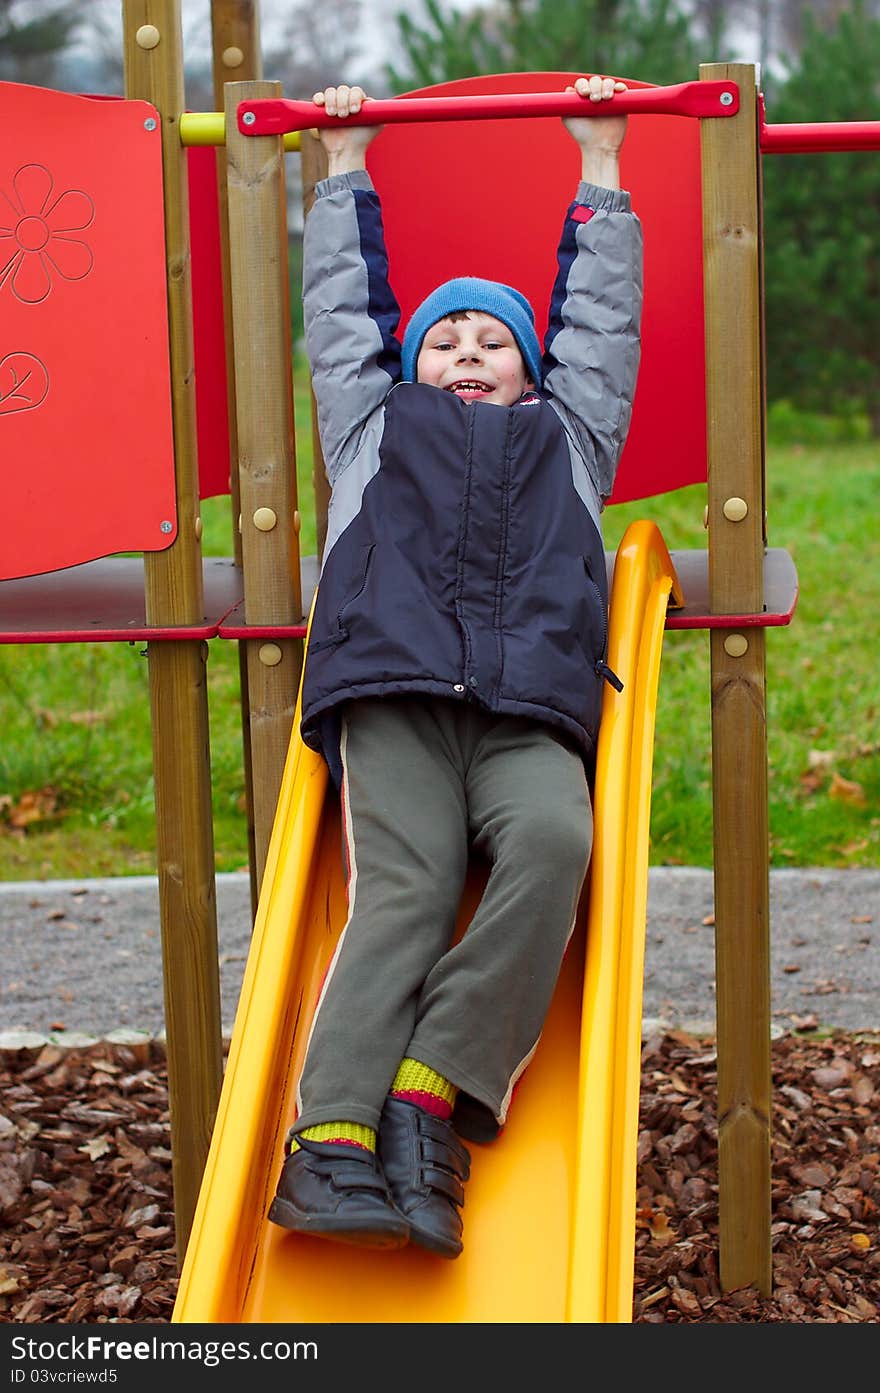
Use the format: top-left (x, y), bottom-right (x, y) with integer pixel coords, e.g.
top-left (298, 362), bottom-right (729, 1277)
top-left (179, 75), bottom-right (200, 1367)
top-left (122, 0), bottom-right (223, 1264)
top-left (700, 61), bottom-right (772, 1296)
top-left (210, 0), bottom-right (264, 918)
top-left (224, 79), bottom-right (303, 888)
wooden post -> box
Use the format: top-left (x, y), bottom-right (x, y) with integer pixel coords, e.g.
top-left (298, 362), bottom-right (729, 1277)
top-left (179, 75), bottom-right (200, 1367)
top-left (122, 0), bottom-right (223, 1263)
top-left (700, 62), bottom-right (772, 1295)
top-left (224, 79), bottom-right (303, 888)
top-left (210, 0), bottom-right (263, 917)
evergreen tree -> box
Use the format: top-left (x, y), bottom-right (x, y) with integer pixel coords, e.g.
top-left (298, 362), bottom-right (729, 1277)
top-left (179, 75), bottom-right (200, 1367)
top-left (261, 0), bottom-right (368, 100)
top-left (386, 0), bottom-right (708, 92)
top-left (0, 1), bottom-right (81, 85)
top-left (761, 2), bottom-right (880, 433)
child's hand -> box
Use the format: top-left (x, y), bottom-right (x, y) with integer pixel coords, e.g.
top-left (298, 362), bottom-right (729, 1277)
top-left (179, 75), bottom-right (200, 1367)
top-left (563, 75), bottom-right (628, 152)
top-left (313, 85), bottom-right (381, 172)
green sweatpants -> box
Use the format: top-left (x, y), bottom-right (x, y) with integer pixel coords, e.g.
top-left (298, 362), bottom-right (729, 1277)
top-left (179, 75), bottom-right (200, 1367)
top-left (293, 695), bottom-right (593, 1142)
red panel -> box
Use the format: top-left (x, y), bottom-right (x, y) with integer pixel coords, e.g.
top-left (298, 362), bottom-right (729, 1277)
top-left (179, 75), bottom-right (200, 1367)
top-left (187, 143), bottom-right (232, 499)
top-left (0, 82), bottom-right (176, 580)
top-left (366, 73), bottom-right (707, 505)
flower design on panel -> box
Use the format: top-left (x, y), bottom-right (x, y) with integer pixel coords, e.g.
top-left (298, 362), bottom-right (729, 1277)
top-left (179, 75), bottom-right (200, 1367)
top-left (0, 163), bottom-right (94, 305)
top-left (0, 352), bottom-right (49, 415)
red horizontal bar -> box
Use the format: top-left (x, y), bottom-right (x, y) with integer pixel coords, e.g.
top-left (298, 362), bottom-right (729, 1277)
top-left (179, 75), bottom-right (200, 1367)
top-left (665, 610), bottom-right (793, 631)
top-left (238, 81), bottom-right (739, 137)
top-left (218, 615), bottom-right (308, 639)
top-left (760, 120), bottom-right (880, 153)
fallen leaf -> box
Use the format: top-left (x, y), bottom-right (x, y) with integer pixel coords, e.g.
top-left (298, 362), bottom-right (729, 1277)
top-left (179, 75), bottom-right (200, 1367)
top-left (78, 1136), bottom-right (113, 1161)
top-left (828, 772), bottom-right (867, 806)
top-left (807, 749), bottom-right (836, 769)
top-left (790, 1013), bottom-right (819, 1031)
top-left (790, 1190), bottom-right (828, 1224)
top-left (799, 766), bottom-right (827, 795)
top-left (648, 1210), bottom-right (677, 1245)
top-left (836, 840), bottom-right (869, 857)
top-left (3, 787), bottom-right (60, 829)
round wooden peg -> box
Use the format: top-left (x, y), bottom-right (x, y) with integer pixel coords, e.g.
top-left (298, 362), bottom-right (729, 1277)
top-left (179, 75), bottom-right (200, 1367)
top-left (135, 25), bottom-right (161, 49)
top-left (722, 496), bottom-right (748, 522)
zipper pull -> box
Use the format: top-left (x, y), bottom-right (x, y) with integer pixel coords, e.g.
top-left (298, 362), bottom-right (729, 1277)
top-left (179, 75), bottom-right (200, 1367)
top-left (595, 660), bottom-right (624, 692)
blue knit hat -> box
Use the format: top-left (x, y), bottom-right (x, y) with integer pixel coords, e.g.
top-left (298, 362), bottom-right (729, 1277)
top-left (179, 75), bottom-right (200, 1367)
top-left (401, 277), bottom-right (543, 388)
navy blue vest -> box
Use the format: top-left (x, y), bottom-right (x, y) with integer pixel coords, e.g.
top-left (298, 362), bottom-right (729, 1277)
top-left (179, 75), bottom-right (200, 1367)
top-left (301, 384), bottom-right (613, 783)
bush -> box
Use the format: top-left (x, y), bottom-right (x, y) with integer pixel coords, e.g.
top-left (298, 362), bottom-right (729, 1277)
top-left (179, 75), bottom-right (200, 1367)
top-left (766, 400), bottom-right (870, 448)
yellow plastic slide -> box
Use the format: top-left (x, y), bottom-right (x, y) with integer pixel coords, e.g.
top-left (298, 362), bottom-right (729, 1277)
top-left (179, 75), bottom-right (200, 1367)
top-left (173, 519), bottom-right (681, 1324)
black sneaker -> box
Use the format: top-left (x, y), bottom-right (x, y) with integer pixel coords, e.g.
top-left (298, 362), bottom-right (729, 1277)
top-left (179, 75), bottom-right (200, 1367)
top-left (378, 1098), bottom-right (471, 1259)
top-left (268, 1135), bottom-right (410, 1248)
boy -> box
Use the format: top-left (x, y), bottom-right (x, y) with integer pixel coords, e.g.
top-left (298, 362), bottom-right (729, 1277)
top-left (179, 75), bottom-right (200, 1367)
top-left (269, 75), bottom-right (642, 1258)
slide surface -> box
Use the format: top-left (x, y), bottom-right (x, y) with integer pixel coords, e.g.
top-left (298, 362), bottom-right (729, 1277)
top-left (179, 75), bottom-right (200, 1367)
top-left (173, 520), bottom-right (681, 1324)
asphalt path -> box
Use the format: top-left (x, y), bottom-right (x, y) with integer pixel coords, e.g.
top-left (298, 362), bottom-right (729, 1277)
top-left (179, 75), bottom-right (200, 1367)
top-left (0, 867), bottom-right (877, 1046)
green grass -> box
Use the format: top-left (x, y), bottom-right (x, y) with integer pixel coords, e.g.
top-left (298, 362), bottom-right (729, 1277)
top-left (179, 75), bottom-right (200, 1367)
top-left (1, 384), bottom-right (877, 880)
top-left (603, 437), bottom-right (880, 868)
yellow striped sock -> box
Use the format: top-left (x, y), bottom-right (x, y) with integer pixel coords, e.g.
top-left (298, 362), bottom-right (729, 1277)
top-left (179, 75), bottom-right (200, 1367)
top-left (391, 1058), bottom-right (457, 1117)
top-left (289, 1122), bottom-right (376, 1154)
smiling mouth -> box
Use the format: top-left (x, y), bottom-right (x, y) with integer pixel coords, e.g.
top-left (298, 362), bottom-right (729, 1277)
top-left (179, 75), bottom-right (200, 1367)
top-left (446, 380), bottom-right (493, 396)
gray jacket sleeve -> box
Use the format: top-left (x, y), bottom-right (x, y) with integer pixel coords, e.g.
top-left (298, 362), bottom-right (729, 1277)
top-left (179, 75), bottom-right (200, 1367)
top-left (302, 169), bottom-right (401, 485)
top-left (543, 180), bottom-right (643, 504)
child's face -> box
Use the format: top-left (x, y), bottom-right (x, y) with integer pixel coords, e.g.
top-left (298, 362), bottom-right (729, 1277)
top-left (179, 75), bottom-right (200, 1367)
top-left (416, 312), bottom-right (532, 406)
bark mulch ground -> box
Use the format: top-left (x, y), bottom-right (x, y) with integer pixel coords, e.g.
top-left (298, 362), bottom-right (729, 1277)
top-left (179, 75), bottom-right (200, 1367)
top-left (1, 1028), bottom-right (878, 1324)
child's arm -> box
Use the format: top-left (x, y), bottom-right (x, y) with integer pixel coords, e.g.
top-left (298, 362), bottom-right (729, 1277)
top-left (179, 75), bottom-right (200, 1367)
top-left (303, 86), bottom-right (401, 485)
top-left (542, 75), bottom-right (643, 505)
top-left (563, 73), bottom-right (628, 190)
top-left (311, 83), bottom-right (379, 174)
